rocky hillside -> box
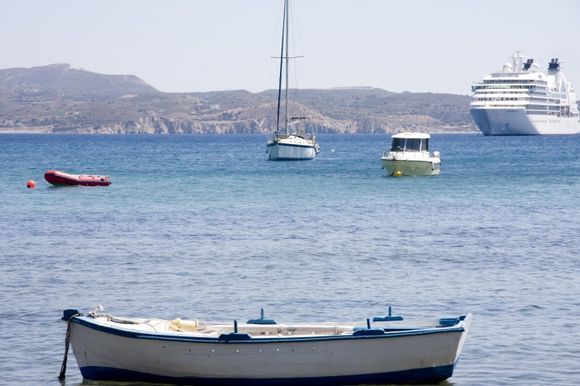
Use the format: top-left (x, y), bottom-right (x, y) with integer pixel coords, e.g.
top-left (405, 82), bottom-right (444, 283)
top-left (0, 63), bottom-right (157, 99)
top-left (261, 88), bottom-right (473, 133)
top-left (0, 64), bottom-right (477, 134)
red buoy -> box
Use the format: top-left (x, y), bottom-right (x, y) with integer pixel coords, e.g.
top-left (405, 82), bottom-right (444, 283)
top-left (27, 180), bottom-right (36, 189)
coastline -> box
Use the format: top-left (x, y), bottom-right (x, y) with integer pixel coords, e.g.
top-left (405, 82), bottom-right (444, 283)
top-left (0, 126), bottom-right (478, 135)
top-left (0, 126), bottom-right (53, 134)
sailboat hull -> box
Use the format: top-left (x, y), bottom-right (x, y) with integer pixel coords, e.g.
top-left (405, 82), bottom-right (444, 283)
top-left (267, 136), bottom-right (318, 160)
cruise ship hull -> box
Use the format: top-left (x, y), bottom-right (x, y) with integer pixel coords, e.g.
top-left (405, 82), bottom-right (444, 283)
top-left (471, 108), bottom-right (580, 136)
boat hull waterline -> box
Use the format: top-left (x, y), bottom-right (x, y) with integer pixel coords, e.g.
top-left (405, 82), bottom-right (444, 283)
top-left (44, 170), bottom-right (111, 186)
top-left (66, 313), bottom-right (472, 385)
top-left (381, 158), bottom-right (441, 176)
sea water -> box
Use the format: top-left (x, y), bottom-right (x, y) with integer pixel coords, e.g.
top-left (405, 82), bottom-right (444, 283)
top-left (0, 134), bottom-right (578, 385)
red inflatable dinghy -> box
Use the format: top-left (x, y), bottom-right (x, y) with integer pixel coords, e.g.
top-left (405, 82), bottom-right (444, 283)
top-left (44, 170), bottom-right (112, 186)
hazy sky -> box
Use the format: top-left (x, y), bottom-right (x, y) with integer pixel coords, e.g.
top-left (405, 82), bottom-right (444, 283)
top-left (2, 0), bottom-right (579, 95)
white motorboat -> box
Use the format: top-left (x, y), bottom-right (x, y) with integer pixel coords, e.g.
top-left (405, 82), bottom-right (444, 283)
top-left (470, 51), bottom-right (580, 135)
top-left (266, 0), bottom-right (320, 160)
top-left (60, 307), bottom-right (472, 385)
top-left (380, 132), bottom-right (441, 176)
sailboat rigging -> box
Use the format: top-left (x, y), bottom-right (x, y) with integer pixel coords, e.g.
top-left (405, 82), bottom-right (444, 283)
top-left (266, 0), bottom-right (320, 161)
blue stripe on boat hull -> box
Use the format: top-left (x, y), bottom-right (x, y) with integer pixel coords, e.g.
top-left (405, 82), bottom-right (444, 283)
top-left (80, 364), bottom-right (455, 385)
top-left (266, 142), bottom-right (315, 149)
top-left (270, 157), bottom-right (314, 161)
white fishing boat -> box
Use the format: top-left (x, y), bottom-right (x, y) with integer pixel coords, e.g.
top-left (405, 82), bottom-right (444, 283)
top-left (60, 307), bottom-right (472, 385)
top-left (266, 0), bottom-right (320, 160)
top-left (380, 132), bottom-right (441, 176)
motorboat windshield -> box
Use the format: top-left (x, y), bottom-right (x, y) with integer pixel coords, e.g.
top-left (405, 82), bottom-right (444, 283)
top-left (391, 137), bottom-right (429, 152)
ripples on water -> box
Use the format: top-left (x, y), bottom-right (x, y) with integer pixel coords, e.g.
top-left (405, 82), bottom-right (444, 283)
top-left (0, 134), bottom-right (579, 385)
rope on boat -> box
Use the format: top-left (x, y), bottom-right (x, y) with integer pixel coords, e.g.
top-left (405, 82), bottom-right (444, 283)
top-left (59, 312), bottom-right (80, 380)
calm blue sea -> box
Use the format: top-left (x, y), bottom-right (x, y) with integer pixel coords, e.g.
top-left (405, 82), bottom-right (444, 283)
top-left (0, 133), bottom-right (579, 385)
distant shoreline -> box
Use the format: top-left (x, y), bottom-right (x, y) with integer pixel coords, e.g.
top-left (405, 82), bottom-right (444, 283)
top-left (0, 127), bottom-right (53, 134)
top-left (0, 128), bottom-right (479, 135)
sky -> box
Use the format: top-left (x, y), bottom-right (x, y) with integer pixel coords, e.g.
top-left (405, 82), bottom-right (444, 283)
top-left (1, 0), bottom-right (580, 95)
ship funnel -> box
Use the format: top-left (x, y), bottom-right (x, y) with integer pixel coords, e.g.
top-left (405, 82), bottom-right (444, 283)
top-left (548, 58), bottom-right (560, 71)
top-left (512, 51), bottom-right (524, 73)
top-left (523, 59), bottom-right (533, 71)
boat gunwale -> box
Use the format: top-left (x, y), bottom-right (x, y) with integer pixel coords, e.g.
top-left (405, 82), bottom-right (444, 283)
top-left (71, 315), bottom-right (467, 344)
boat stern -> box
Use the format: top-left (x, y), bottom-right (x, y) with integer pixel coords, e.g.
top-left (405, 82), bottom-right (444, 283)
top-left (267, 135), bottom-right (317, 160)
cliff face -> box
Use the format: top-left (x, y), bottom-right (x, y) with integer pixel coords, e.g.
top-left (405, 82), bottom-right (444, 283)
top-left (58, 114), bottom-right (457, 135)
top-left (52, 104), bottom-right (352, 134)
top-left (0, 64), bottom-right (477, 134)
top-left (60, 116), bottom-right (266, 135)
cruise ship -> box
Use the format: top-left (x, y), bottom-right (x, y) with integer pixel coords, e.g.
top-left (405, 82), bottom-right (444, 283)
top-left (470, 52), bottom-right (580, 135)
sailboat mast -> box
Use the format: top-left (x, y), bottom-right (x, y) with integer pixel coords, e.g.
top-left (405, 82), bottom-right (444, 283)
top-left (275, 0), bottom-right (286, 134)
top-left (284, 0), bottom-right (289, 134)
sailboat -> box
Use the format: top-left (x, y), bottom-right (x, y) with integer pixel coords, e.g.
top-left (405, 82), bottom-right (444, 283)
top-left (267, 0), bottom-right (320, 161)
